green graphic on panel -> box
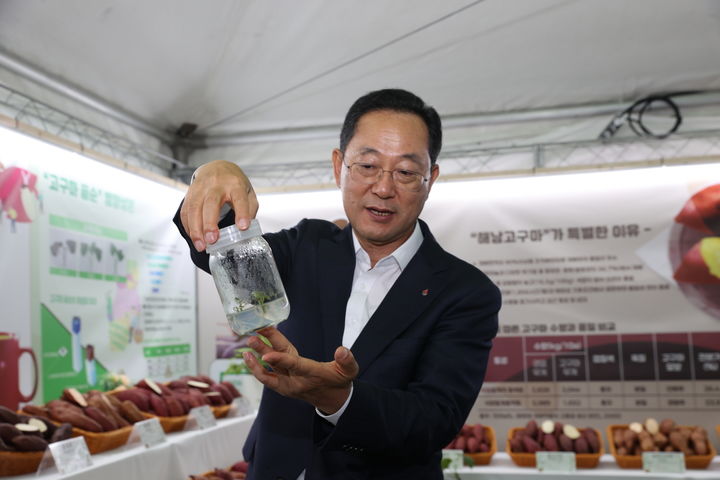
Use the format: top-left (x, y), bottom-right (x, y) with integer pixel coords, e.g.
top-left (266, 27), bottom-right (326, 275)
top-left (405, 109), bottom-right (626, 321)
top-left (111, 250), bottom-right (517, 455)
top-left (40, 304), bottom-right (109, 402)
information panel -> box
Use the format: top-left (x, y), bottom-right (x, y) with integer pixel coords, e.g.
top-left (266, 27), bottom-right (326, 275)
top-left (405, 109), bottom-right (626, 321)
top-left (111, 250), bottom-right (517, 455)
top-left (0, 127), bottom-right (196, 406)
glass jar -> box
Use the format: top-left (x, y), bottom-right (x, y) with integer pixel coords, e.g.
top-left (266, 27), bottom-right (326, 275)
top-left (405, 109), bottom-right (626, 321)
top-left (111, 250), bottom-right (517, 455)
top-left (206, 220), bottom-right (290, 336)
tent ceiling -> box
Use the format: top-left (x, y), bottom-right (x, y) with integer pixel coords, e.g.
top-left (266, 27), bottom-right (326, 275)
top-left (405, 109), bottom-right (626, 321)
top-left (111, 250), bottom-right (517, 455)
top-left (1, 0), bottom-right (720, 146)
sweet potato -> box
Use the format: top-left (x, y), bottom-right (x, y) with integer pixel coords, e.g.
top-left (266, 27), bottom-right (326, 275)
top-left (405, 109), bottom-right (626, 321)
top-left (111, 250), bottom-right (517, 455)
top-left (104, 392), bottom-right (123, 410)
top-left (558, 434), bottom-right (573, 452)
top-left (62, 388), bottom-right (88, 407)
top-left (136, 378), bottom-right (163, 395)
top-left (521, 435), bottom-right (540, 453)
top-left (11, 435), bottom-right (48, 451)
top-left (0, 406), bottom-right (20, 424)
top-left (542, 434), bottom-right (559, 451)
top-left (164, 395), bottom-right (185, 417)
top-left (174, 393), bottom-right (191, 413)
top-left (212, 383), bottom-right (234, 404)
top-left (49, 423), bottom-right (73, 443)
top-left (472, 424), bottom-right (485, 443)
top-left (85, 406), bottom-right (117, 431)
top-left (659, 418), bottom-right (675, 435)
top-left (29, 416), bottom-right (56, 439)
top-left (0, 424), bottom-right (22, 443)
top-left (204, 392), bottom-right (225, 406)
top-left (0, 436), bottom-right (12, 451)
top-left (150, 395), bottom-right (170, 416)
top-left (669, 431), bottom-right (692, 455)
top-left (185, 390), bottom-right (207, 408)
top-left (613, 428), bottom-right (624, 448)
top-left (582, 428), bottom-right (599, 453)
top-left (213, 468), bottom-right (234, 480)
top-left (525, 420), bottom-right (538, 439)
top-left (455, 436), bottom-right (466, 451)
top-left (623, 429), bottom-right (638, 450)
top-left (653, 432), bottom-right (668, 449)
top-left (47, 399), bottom-right (84, 417)
top-left (690, 430), bottom-right (708, 455)
top-left (22, 404), bottom-right (49, 418)
top-left (113, 388), bottom-right (151, 412)
top-left (88, 394), bottom-right (130, 428)
top-left (195, 374), bottom-right (215, 386)
top-left (638, 431), bottom-right (655, 451)
top-left (167, 380), bottom-right (189, 390)
top-left (466, 436), bottom-right (479, 453)
top-left (67, 413), bottom-right (103, 433)
top-left (574, 436), bottom-right (589, 454)
top-left (509, 437), bottom-right (524, 453)
top-left (220, 381), bottom-right (241, 398)
top-left (562, 424), bottom-right (580, 440)
top-left (644, 418), bottom-right (659, 435)
top-left (118, 400), bottom-right (146, 424)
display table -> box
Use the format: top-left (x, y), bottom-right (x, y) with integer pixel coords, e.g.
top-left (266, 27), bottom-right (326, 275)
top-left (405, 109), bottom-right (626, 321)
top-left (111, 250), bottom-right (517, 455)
top-left (444, 453), bottom-right (720, 480)
top-left (13, 413), bottom-right (255, 480)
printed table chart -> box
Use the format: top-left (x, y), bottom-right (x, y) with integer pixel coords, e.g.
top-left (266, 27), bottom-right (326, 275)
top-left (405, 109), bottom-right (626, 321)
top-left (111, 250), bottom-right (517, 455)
top-left (478, 332), bottom-right (720, 416)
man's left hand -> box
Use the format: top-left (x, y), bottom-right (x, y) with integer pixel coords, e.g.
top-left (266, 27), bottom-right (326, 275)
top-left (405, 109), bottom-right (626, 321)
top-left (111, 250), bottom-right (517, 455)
top-left (244, 327), bottom-right (359, 414)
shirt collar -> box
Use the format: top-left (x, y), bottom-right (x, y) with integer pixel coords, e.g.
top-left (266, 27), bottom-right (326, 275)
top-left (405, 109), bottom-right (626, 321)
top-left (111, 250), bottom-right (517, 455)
top-left (351, 221), bottom-right (423, 271)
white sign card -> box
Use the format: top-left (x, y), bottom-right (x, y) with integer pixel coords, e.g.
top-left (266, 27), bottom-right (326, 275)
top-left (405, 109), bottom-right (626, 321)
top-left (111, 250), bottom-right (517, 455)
top-left (536, 451), bottom-right (576, 472)
top-left (134, 417), bottom-right (166, 448)
top-left (642, 452), bottom-right (686, 473)
top-left (189, 405), bottom-right (217, 429)
top-left (47, 436), bottom-right (92, 475)
top-left (441, 449), bottom-right (464, 470)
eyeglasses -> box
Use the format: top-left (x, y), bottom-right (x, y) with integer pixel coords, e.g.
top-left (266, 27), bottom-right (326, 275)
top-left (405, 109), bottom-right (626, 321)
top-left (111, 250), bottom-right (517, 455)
top-left (343, 161), bottom-right (429, 192)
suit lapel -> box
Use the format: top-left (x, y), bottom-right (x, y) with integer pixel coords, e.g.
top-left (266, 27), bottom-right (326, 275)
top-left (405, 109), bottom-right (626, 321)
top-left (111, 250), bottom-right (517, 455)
top-left (351, 223), bottom-right (451, 375)
top-left (317, 226), bottom-right (355, 361)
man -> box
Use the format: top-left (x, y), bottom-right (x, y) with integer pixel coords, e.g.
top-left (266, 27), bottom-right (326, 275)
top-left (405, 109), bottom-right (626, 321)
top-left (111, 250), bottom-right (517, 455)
top-left (175, 89), bottom-right (500, 479)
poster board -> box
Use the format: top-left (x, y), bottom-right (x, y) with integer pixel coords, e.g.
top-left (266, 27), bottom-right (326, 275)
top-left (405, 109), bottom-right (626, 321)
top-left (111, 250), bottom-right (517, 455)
top-left (0, 126), bottom-right (196, 406)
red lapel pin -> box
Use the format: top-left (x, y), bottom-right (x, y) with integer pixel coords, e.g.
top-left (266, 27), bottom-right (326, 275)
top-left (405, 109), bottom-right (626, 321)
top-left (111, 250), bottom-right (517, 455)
top-left (421, 289), bottom-right (429, 296)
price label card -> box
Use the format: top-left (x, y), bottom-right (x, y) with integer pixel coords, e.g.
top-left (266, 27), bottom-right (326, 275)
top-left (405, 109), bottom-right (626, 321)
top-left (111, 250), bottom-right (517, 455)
top-left (48, 436), bottom-right (92, 475)
top-left (134, 417), bottom-right (166, 448)
top-left (230, 396), bottom-right (253, 417)
top-left (190, 405), bottom-right (217, 429)
top-left (642, 452), bottom-right (686, 473)
top-left (441, 449), bottom-right (464, 470)
top-left (536, 451), bottom-right (576, 472)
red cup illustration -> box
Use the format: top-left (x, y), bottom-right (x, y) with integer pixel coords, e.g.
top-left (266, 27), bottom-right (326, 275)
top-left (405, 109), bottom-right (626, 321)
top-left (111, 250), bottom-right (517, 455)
top-left (0, 332), bottom-right (38, 410)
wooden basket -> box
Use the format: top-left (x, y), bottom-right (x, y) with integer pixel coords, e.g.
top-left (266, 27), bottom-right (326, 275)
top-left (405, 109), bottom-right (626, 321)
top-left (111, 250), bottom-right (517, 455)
top-left (150, 413), bottom-right (188, 433)
top-left (70, 424), bottom-right (134, 454)
top-left (506, 427), bottom-right (603, 468)
top-left (607, 424), bottom-right (717, 469)
top-left (212, 404), bottom-right (232, 419)
top-left (466, 426), bottom-right (497, 466)
top-left (0, 451), bottom-right (44, 477)
top-left (23, 408), bottom-right (135, 455)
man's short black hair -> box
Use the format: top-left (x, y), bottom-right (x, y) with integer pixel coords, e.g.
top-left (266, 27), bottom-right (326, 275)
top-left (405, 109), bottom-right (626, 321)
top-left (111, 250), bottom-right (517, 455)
top-left (339, 89), bottom-right (442, 165)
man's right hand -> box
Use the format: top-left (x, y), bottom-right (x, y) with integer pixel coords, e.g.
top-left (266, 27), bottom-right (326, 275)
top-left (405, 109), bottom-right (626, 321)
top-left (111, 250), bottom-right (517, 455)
top-left (179, 160), bottom-right (258, 252)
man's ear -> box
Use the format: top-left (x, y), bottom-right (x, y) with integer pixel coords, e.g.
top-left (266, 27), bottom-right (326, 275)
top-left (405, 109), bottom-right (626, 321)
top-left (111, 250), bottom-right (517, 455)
top-left (332, 149), bottom-right (343, 188)
top-left (427, 164), bottom-right (440, 193)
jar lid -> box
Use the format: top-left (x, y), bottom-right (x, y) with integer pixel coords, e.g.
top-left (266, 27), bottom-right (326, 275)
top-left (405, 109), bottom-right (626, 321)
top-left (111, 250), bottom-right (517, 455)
top-left (206, 219), bottom-right (263, 253)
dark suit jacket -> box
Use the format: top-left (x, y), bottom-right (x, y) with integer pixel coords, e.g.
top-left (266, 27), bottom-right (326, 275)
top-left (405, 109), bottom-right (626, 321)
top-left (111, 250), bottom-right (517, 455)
top-left (174, 212), bottom-right (500, 480)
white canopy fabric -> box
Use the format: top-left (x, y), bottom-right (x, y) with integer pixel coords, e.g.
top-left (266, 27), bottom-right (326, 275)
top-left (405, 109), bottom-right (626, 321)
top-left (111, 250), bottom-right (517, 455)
top-left (1, 0), bottom-right (720, 174)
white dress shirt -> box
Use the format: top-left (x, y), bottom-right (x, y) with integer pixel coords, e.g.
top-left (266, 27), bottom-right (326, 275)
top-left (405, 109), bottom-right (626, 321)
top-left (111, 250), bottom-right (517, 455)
top-left (298, 221), bottom-right (424, 479)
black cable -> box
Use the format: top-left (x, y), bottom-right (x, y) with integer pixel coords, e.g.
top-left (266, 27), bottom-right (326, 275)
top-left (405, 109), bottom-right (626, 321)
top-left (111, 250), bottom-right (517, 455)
top-left (598, 91), bottom-right (702, 141)
top-left (196, 0), bottom-right (487, 133)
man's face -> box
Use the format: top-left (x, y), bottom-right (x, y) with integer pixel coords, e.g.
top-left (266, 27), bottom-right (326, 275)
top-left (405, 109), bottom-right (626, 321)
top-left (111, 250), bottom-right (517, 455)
top-left (332, 110), bottom-right (439, 252)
